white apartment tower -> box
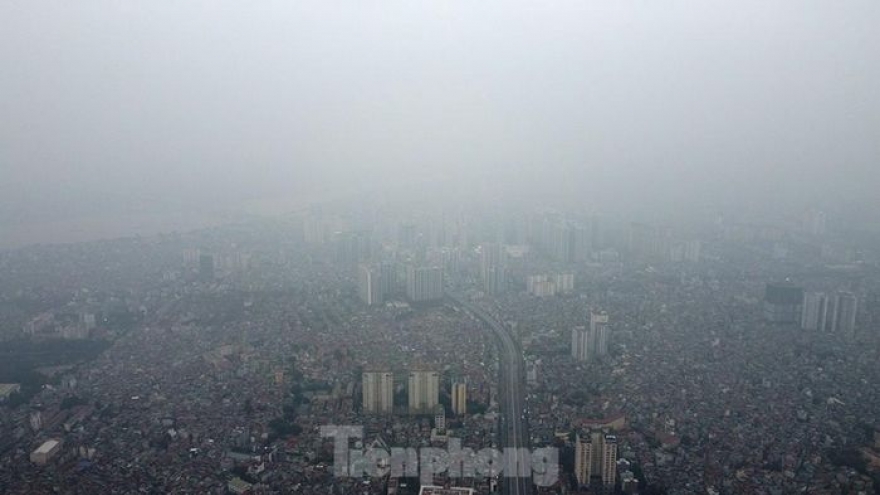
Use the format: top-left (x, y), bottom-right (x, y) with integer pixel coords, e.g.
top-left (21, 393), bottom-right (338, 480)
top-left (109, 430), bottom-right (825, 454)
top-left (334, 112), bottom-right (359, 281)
top-left (362, 370), bottom-right (394, 414)
top-left (358, 264), bottom-right (383, 306)
top-left (406, 266), bottom-right (443, 302)
top-left (480, 243), bottom-right (507, 295)
top-left (408, 369), bottom-right (440, 414)
top-left (575, 431), bottom-right (618, 488)
top-left (572, 325), bottom-right (591, 361)
top-left (801, 291), bottom-right (858, 338)
top-left (801, 292), bottom-right (828, 331)
top-left (572, 310), bottom-right (610, 362)
top-left (451, 382), bottom-right (467, 416)
top-left (830, 291), bottom-right (858, 338)
top-left (592, 310), bottom-right (610, 358)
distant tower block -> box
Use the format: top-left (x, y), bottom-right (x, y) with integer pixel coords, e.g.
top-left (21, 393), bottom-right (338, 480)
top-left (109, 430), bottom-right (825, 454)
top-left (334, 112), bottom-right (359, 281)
top-left (572, 310), bottom-right (610, 362)
top-left (434, 405), bottom-right (446, 433)
top-left (763, 283), bottom-right (804, 324)
top-left (591, 310), bottom-right (610, 357)
top-left (362, 370), bottom-right (394, 414)
top-left (575, 431), bottom-right (617, 488)
top-left (405, 266), bottom-right (443, 302)
top-left (358, 264), bottom-right (384, 306)
top-left (408, 369), bottom-right (439, 414)
top-left (451, 383), bottom-right (467, 416)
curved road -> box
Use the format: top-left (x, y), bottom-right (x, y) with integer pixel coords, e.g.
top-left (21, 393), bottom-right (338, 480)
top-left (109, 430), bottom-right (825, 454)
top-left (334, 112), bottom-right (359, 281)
top-left (448, 293), bottom-right (532, 495)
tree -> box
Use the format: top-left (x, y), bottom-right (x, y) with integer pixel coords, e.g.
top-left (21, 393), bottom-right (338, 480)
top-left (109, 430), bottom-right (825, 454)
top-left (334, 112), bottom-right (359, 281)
top-left (268, 417), bottom-right (302, 441)
top-left (828, 447), bottom-right (868, 475)
top-left (466, 400), bottom-right (488, 415)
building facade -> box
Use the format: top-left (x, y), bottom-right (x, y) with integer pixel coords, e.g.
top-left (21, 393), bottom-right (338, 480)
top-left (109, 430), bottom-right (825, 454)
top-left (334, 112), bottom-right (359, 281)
top-left (801, 291), bottom-right (858, 338)
top-left (451, 382), bottom-right (467, 416)
top-left (362, 371), bottom-right (394, 414)
top-left (575, 431), bottom-right (618, 488)
top-left (572, 310), bottom-right (610, 362)
top-left (406, 265), bottom-right (443, 302)
top-left (408, 370), bottom-right (440, 414)
top-left (358, 264), bottom-right (383, 306)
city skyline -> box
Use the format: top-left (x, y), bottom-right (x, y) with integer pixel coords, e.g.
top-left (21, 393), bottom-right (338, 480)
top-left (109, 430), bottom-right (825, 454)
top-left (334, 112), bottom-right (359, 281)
top-left (2, 2), bottom-right (880, 494)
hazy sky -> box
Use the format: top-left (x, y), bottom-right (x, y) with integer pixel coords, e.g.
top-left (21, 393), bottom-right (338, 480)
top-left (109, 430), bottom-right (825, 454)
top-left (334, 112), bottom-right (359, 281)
top-left (2, 1), bottom-right (879, 242)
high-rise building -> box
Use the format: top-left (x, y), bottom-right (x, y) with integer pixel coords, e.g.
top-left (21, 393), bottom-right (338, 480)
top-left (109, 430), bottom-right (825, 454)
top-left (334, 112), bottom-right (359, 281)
top-left (527, 273), bottom-right (574, 296)
top-left (670, 240), bottom-right (702, 263)
top-left (829, 291), bottom-right (858, 337)
top-left (601, 434), bottom-right (619, 487)
top-left (333, 230), bottom-right (372, 270)
top-left (533, 280), bottom-right (556, 297)
top-left (362, 370), bottom-right (394, 414)
top-left (451, 382), bottom-right (467, 416)
top-left (535, 214), bottom-right (591, 263)
top-left (431, 247), bottom-right (462, 276)
top-left (628, 222), bottom-right (674, 260)
top-left (480, 243), bottom-right (507, 295)
top-left (183, 248), bottom-right (201, 267)
top-left (593, 311), bottom-right (610, 358)
top-left (684, 240), bottom-right (702, 263)
top-left (408, 369), bottom-right (439, 414)
top-left (553, 273), bottom-right (575, 293)
top-left (406, 265), bottom-right (443, 302)
top-left (572, 311), bottom-right (610, 362)
top-left (572, 325), bottom-right (591, 362)
top-left (434, 405), bottom-right (446, 433)
top-left (302, 209), bottom-right (349, 245)
top-left (526, 275), bottom-right (546, 295)
top-left (527, 275), bottom-right (556, 297)
top-left (763, 283), bottom-right (804, 324)
top-left (549, 221), bottom-right (573, 262)
top-left (379, 262), bottom-right (397, 298)
top-left (575, 431), bottom-right (618, 488)
top-left (536, 214), bottom-right (562, 261)
top-left (801, 291), bottom-right (858, 338)
top-left (801, 292), bottom-right (829, 331)
top-left (358, 264), bottom-right (383, 306)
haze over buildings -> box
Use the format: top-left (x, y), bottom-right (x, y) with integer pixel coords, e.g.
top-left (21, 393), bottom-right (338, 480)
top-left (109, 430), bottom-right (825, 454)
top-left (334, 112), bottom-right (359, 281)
top-left (2, 2), bottom-right (880, 247)
top-left (2, 2), bottom-right (880, 495)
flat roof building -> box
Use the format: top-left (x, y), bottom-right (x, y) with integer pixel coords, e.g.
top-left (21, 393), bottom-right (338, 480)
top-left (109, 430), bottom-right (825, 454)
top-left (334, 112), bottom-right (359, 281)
top-left (30, 439), bottom-right (61, 465)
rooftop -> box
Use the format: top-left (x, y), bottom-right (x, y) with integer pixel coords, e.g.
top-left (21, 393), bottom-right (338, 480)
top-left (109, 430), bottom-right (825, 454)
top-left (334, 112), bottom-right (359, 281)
top-left (34, 439), bottom-right (60, 454)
